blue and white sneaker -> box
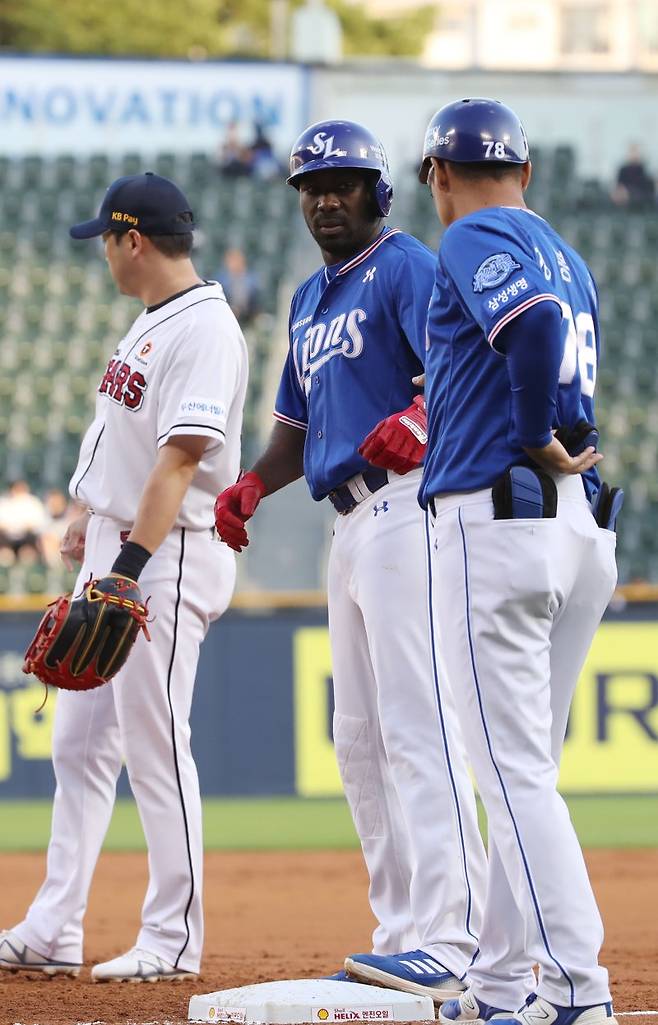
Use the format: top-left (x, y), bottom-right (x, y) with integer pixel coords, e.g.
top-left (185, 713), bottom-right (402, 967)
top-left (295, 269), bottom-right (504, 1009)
top-left (325, 970), bottom-right (356, 982)
top-left (493, 994), bottom-right (618, 1025)
top-left (440, 989), bottom-right (514, 1024)
top-left (344, 949), bottom-right (466, 1004)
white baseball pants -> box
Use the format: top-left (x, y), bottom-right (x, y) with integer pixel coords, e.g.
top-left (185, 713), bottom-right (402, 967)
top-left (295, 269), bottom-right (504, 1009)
top-left (14, 513), bottom-right (235, 972)
top-left (328, 470), bottom-right (487, 977)
top-left (428, 474), bottom-right (617, 1009)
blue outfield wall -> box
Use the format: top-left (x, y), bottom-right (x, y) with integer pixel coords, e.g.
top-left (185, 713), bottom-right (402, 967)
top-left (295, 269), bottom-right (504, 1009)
top-left (0, 601), bottom-right (657, 799)
top-left (0, 606), bottom-right (328, 799)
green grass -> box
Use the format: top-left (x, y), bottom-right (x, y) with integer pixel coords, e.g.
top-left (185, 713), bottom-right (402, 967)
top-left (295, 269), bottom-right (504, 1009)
top-left (0, 795), bottom-right (656, 853)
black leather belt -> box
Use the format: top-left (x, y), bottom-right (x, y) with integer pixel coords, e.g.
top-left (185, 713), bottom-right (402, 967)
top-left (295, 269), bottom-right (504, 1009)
top-left (328, 467), bottom-right (390, 515)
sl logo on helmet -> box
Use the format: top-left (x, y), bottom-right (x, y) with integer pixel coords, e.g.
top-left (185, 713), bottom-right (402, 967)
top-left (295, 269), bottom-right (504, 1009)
top-left (308, 132), bottom-right (347, 159)
top-left (473, 252), bottom-right (521, 293)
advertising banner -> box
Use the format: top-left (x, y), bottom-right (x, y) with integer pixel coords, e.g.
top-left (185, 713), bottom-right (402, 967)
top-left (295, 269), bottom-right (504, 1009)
top-left (0, 603), bottom-right (656, 798)
top-left (0, 57), bottom-right (307, 156)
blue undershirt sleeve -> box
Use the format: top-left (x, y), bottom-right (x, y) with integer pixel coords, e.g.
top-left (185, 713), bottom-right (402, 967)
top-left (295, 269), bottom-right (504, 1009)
top-left (496, 300), bottom-right (564, 449)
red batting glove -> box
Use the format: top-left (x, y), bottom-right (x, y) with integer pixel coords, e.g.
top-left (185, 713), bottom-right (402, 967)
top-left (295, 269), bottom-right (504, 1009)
top-left (358, 395), bottom-right (427, 475)
top-left (213, 471), bottom-right (267, 552)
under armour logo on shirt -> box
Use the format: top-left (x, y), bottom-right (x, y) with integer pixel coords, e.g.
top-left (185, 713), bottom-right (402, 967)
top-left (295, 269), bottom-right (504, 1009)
top-left (362, 266), bottom-right (377, 283)
top-left (373, 501), bottom-right (389, 516)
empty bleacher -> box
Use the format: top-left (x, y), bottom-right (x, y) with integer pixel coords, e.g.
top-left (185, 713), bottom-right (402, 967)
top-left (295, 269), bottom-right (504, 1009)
top-left (0, 152), bottom-right (299, 593)
top-left (0, 147), bottom-right (655, 592)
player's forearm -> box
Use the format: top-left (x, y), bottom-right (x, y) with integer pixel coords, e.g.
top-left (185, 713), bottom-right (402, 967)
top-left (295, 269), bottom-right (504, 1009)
top-left (128, 461), bottom-right (197, 555)
top-left (249, 420), bottom-right (306, 496)
top-left (127, 437), bottom-right (206, 557)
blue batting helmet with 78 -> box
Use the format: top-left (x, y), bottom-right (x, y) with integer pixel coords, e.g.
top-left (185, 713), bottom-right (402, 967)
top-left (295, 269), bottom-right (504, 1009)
top-left (287, 120), bottom-right (393, 217)
top-left (418, 98), bottom-right (530, 183)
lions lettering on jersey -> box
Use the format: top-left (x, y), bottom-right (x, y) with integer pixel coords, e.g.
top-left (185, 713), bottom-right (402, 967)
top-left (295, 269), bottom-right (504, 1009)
top-left (274, 228), bottom-right (435, 501)
top-left (421, 207), bottom-right (601, 505)
top-left (298, 308), bottom-right (366, 392)
top-left (99, 358), bottom-right (147, 410)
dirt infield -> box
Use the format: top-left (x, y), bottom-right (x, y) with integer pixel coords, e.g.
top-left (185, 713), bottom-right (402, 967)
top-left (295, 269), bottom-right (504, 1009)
top-left (1, 849), bottom-right (656, 1025)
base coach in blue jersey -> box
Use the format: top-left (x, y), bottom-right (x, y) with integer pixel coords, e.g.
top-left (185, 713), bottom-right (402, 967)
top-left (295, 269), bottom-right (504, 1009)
top-left (214, 120), bottom-right (488, 998)
top-left (403, 98), bottom-right (619, 1025)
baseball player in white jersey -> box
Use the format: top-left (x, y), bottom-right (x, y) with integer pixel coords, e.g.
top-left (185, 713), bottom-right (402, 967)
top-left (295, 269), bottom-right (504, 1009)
top-left (214, 121), bottom-right (487, 999)
top-left (0, 172), bottom-right (248, 981)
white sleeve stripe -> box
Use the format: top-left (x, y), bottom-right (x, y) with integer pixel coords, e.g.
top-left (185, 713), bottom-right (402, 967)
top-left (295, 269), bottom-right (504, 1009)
top-left (157, 422), bottom-right (226, 443)
top-left (487, 293), bottom-right (562, 347)
top-left (273, 410), bottom-right (308, 431)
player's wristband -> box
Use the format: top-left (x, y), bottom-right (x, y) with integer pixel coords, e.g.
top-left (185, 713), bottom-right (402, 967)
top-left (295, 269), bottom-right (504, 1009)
top-left (111, 541), bottom-right (152, 581)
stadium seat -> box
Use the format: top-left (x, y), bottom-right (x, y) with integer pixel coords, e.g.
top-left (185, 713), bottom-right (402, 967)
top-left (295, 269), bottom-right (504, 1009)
top-left (21, 156), bottom-right (44, 190)
top-left (120, 152), bottom-right (144, 177)
top-left (155, 152), bottom-right (178, 180)
top-left (86, 154), bottom-right (112, 189)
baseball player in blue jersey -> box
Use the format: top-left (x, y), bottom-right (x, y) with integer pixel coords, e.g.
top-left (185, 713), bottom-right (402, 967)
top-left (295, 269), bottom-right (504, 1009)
top-left (214, 120), bottom-right (487, 999)
top-left (358, 98), bottom-right (618, 1025)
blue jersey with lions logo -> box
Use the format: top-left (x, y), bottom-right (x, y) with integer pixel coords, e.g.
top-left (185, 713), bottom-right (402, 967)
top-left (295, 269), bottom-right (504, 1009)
top-left (420, 206), bottom-right (601, 505)
top-left (275, 227), bottom-right (434, 500)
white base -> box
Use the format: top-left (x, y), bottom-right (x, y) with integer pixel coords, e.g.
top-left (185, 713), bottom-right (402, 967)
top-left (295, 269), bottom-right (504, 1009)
top-left (188, 978), bottom-right (435, 1024)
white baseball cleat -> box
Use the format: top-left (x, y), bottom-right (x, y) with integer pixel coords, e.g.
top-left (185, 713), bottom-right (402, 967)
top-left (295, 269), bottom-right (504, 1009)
top-left (440, 988), bottom-right (515, 1023)
top-left (91, 945), bottom-right (197, 983)
top-left (0, 929), bottom-right (81, 977)
top-left (490, 994), bottom-right (618, 1025)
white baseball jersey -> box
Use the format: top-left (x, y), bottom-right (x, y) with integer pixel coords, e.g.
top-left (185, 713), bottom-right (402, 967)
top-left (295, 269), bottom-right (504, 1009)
top-left (15, 279), bottom-right (245, 974)
top-left (70, 281), bottom-right (248, 529)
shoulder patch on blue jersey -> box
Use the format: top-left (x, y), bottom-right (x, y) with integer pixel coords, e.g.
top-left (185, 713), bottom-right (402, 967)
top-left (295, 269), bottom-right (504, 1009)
top-left (472, 253), bottom-right (521, 293)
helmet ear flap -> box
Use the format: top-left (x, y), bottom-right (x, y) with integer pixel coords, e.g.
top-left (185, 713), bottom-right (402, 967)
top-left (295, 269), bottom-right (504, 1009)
top-left (362, 169), bottom-right (392, 218)
top-left (374, 176), bottom-right (393, 217)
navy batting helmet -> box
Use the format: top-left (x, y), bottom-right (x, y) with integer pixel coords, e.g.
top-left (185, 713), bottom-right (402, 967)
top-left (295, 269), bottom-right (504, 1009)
top-left (419, 98), bottom-right (529, 183)
top-left (287, 120), bottom-right (393, 217)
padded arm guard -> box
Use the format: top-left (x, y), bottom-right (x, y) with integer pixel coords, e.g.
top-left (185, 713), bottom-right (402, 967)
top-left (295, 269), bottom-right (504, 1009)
top-left (23, 575), bottom-right (151, 692)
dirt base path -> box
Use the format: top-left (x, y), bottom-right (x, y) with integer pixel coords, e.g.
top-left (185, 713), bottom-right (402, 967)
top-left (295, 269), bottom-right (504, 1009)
top-left (0, 849), bottom-right (656, 1025)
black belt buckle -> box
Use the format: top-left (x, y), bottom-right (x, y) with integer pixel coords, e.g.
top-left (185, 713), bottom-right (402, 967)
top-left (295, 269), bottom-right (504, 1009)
top-left (492, 465), bottom-right (557, 519)
top-left (328, 467), bottom-right (389, 515)
top-left (328, 487), bottom-right (356, 515)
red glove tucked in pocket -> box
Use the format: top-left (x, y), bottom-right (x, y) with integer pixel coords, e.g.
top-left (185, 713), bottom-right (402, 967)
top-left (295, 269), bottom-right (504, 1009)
top-left (213, 471), bottom-right (266, 552)
top-left (358, 396), bottom-right (427, 475)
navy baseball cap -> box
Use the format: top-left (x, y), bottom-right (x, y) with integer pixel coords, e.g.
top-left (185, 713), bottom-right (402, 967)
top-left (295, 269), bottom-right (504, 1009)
top-left (70, 171), bottom-right (196, 239)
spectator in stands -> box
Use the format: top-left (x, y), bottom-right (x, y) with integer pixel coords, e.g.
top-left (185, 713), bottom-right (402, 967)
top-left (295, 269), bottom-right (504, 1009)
top-left (217, 246), bottom-right (262, 324)
top-left (40, 489), bottom-right (81, 568)
top-left (216, 121), bottom-right (283, 180)
top-left (0, 479), bottom-right (47, 562)
top-left (612, 144), bottom-right (656, 207)
top-left (249, 122), bottom-right (282, 180)
top-left (216, 121), bottom-right (253, 178)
